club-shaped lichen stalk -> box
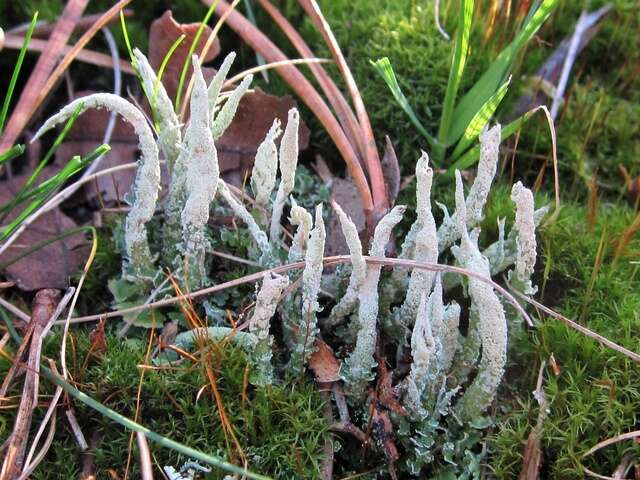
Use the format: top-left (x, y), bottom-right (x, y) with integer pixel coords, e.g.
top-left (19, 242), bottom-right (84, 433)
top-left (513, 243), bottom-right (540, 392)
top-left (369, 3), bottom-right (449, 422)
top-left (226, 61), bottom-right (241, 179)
top-left (33, 93), bottom-right (160, 279)
top-left (180, 57), bottom-right (219, 287)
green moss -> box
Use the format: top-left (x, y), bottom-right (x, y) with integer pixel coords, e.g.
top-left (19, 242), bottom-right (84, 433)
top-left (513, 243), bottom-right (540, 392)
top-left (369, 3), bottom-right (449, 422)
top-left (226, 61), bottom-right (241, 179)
top-left (1, 329), bottom-right (328, 479)
top-left (490, 202), bottom-right (640, 478)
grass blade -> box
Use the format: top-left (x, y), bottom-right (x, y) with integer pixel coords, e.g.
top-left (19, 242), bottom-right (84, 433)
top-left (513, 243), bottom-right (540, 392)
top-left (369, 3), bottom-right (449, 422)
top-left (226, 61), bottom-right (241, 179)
top-left (371, 57), bottom-right (437, 149)
top-left (40, 367), bottom-right (272, 480)
top-left (447, 106), bottom-right (540, 173)
top-left (437, 0), bottom-right (474, 146)
top-left (0, 144), bottom-right (25, 165)
top-left (174, 0), bottom-right (221, 110)
top-left (0, 102), bottom-right (85, 224)
top-left (448, 0), bottom-right (557, 145)
top-left (450, 76), bottom-right (511, 160)
top-left (0, 145), bottom-right (109, 241)
top-left (0, 12), bottom-right (38, 135)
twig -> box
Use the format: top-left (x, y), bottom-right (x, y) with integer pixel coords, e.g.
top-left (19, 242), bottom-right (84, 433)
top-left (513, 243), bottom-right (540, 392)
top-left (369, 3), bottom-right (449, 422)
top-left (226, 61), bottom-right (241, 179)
top-left (0, 289), bottom-right (62, 479)
top-left (136, 432), bottom-right (154, 480)
top-left (510, 287), bottom-right (640, 363)
top-left (0, 0), bottom-right (89, 153)
top-left (2, 34), bottom-right (134, 74)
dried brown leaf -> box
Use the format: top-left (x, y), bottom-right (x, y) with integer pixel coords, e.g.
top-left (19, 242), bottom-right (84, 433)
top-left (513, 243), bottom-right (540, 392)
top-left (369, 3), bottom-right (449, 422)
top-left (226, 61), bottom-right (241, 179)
top-left (0, 168), bottom-right (89, 291)
top-left (148, 10), bottom-right (221, 102)
top-left (308, 338), bottom-right (341, 383)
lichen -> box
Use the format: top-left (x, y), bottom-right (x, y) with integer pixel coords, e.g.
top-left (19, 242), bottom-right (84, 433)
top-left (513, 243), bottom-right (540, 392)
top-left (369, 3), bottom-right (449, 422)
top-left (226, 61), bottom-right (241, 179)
top-left (291, 205), bottom-right (325, 373)
top-left (342, 205), bottom-right (405, 397)
top-left (251, 119), bottom-right (281, 207)
top-left (248, 272), bottom-right (290, 386)
top-left (179, 57), bottom-right (219, 288)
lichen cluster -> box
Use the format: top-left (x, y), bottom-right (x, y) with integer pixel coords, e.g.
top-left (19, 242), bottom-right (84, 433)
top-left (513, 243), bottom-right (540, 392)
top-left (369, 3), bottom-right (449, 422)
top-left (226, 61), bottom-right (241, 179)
top-left (38, 51), bottom-right (547, 475)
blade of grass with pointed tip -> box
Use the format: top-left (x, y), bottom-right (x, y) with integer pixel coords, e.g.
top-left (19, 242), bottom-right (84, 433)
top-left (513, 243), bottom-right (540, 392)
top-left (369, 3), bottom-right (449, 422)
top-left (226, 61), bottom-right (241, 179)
top-left (438, 0), bottom-right (474, 145)
top-left (0, 12), bottom-right (38, 136)
top-left (0, 145), bottom-right (110, 241)
top-left (119, 10), bottom-right (135, 65)
top-left (447, 107), bottom-right (540, 174)
top-left (0, 102), bottom-right (85, 224)
top-left (372, 57), bottom-right (437, 149)
top-left (40, 367), bottom-right (272, 480)
top-left (450, 76), bottom-right (511, 160)
top-left (0, 144), bottom-right (25, 165)
top-left (448, 0), bottom-right (557, 145)
top-left (175, 0), bottom-right (221, 110)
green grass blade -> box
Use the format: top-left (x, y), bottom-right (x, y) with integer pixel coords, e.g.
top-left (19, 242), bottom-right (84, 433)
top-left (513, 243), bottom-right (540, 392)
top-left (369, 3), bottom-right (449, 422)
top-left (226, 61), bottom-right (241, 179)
top-left (174, 0), bottom-right (221, 110)
top-left (119, 10), bottom-right (135, 65)
top-left (450, 76), bottom-right (511, 160)
top-left (0, 102), bottom-right (84, 224)
top-left (437, 0), bottom-right (474, 145)
top-left (0, 144), bottom-right (25, 165)
top-left (243, 0), bottom-right (269, 82)
top-left (0, 145), bottom-right (109, 241)
top-left (151, 34), bottom-right (185, 109)
top-left (41, 367), bottom-right (272, 480)
top-left (371, 57), bottom-right (437, 149)
top-left (0, 12), bottom-right (38, 135)
top-left (448, 0), bottom-right (557, 145)
top-left (446, 107), bottom-right (539, 174)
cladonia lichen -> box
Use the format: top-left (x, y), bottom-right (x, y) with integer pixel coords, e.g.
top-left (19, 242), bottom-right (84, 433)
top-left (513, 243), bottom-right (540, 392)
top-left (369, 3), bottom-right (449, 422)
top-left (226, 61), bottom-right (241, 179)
top-left (291, 204), bottom-right (325, 373)
top-left (180, 57), bottom-right (219, 288)
top-left (342, 205), bottom-right (406, 397)
top-left (249, 272), bottom-right (290, 385)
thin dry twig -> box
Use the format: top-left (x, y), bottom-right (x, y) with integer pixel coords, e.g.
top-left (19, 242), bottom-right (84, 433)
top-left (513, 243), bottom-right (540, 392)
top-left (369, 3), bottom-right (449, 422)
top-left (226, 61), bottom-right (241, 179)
top-left (2, 34), bottom-right (134, 73)
top-left (0, 289), bottom-right (63, 479)
top-left (135, 432), bottom-right (154, 480)
top-left (0, 0), bottom-right (89, 153)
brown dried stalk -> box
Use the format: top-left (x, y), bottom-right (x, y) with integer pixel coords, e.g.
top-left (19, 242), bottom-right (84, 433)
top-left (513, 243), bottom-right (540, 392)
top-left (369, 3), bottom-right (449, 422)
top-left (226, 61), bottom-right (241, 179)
top-left (2, 34), bottom-right (134, 73)
top-left (206, 0), bottom-right (379, 227)
top-left (0, 0), bottom-right (89, 153)
top-left (0, 289), bottom-right (61, 480)
top-left (0, 0), bottom-right (133, 154)
top-left (298, 0), bottom-right (388, 218)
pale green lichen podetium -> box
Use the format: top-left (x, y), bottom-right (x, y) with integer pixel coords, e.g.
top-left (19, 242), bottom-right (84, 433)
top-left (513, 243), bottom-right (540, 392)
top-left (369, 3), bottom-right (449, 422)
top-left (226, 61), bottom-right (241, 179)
top-left (342, 205), bottom-right (406, 397)
top-left (33, 94), bottom-right (160, 279)
top-left (397, 152), bottom-right (438, 330)
top-left (207, 52), bottom-right (236, 114)
top-left (249, 272), bottom-right (290, 385)
top-left (270, 108), bottom-right (300, 241)
top-left (291, 204), bottom-right (325, 374)
top-left (450, 171), bottom-right (508, 422)
top-left (133, 48), bottom-right (181, 169)
top-left (437, 124), bottom-right (501, 253)
top-left (251, 118), bottom-right (281, 208)
top-left (405, 291), bottom-right (436, 416)
top-left (180, 57), bottom-right (219, 288)
top-left (509, 181), bottom-right (538, 295)
top-left (327, 200), bottom-right (366, 325)
top-left (217, 180), bottom-right (273, 264)
top-left (287, 198), bottom-right (312, 264)
top-left (211, 74), bottom-right (253, 140)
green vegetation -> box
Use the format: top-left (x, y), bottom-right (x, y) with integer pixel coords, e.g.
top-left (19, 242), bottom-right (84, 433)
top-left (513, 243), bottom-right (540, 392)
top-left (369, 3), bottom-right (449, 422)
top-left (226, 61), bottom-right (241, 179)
top-left (491, 203), bottom-right (640, 478)
top-left (0, 329), bottom-right (329, 479)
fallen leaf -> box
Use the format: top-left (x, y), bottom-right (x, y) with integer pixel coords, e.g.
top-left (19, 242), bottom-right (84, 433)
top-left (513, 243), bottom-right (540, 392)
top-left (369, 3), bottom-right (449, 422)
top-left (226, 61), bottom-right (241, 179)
top-left (88, 319), bottom-right (107, 357)
top-left (376, 357), bottom-right (407, 417)
top-left (0, 167), bottom-right (89, 291)
top-left (325, 178), bottom-right (366, 256)
top-left (216, 88), bottom-right (310, 184)
top-left (149, 10), bottom-right (220, 102)
top-left (309, 338), bottom-right (341, 383)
